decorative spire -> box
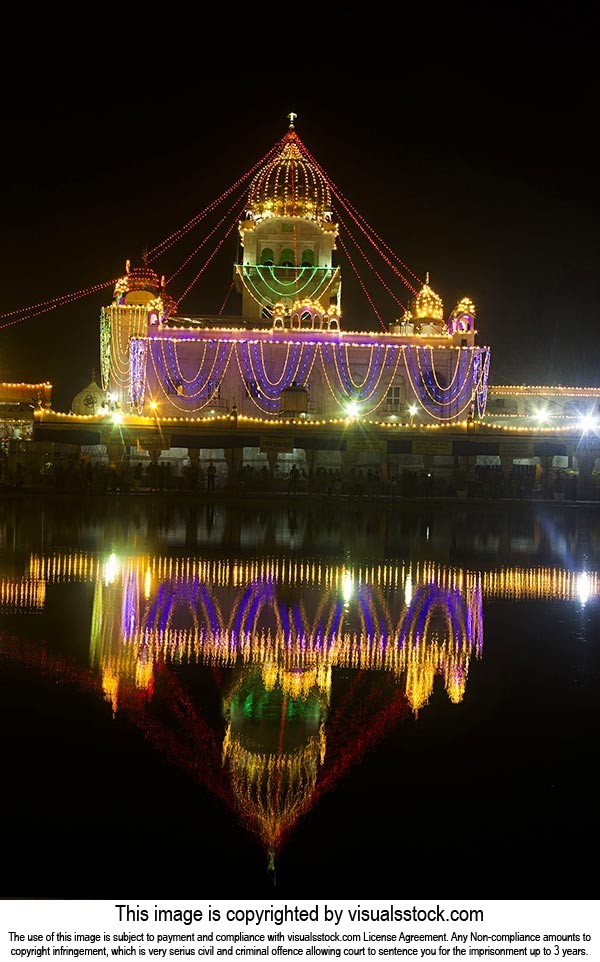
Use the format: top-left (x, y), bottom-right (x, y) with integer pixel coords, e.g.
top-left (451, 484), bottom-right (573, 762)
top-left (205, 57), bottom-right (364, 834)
top-left (425, 271), bottom-right (430, 285)
top-left (287, 111), bottom-right (297, 130)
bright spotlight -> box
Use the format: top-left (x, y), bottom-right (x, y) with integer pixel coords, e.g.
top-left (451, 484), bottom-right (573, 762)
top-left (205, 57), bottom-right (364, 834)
top-left (104, 552), bottom-right (120, 586)
top-left (346, 401), bottom-right (359, 419)
top-left (112, 411), bottom-right (123, 425)
top-left (578, 413), bottom-right (597, 433)
top-left (577, 571), bottom-right (591, 606)
top-left (534, 408), bottom-right (549, 424)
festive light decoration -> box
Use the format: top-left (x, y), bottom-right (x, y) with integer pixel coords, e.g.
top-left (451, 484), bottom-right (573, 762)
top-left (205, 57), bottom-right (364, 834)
top-left (338, 214), bottom-right (406, 310)
top-left (413, 274), bottom-right (444, 321)
top-left (18, 551), bottom-right (600, 603)
top-left (167, 191), bottom-right (248, 286)
top-left (300, 139), bottom-right (422, 295)
top-left (0, 278), bottom-right (117, 331)
top-left (132, 330), bottom-right (489, 419)
top-left (246, 131), bottom-right (332, 223)
top-left (448, 296), bottom-right (476, 334)
top-left (235, 264), bottom-right (339, 310)
top-left (147, 141), bottom-right (284, 261)
top-left (336, 233), bottom-right (385, 329)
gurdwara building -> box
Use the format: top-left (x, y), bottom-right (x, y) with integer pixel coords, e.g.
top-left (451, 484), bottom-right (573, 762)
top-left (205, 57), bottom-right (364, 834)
top-left (100, 120), bottom-right (490, 428)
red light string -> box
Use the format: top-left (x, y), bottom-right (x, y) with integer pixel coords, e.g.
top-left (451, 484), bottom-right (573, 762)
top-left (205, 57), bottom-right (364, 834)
top-left (330, 183), bottom-right (420, 296)
top-left (218, 280), bottom-right (235, 316)
top-left (338, 214), bottom-right (407, 312)
top-left (297, 138), bottom-right (422, 295)
top-left (147, 142), bottom-right (282, 262)
top-left (166, 189), bottom-right (248, 285)
top-left (336, 234), bottom-right (385, 330)
top-left (330, 183), bottom-right (422, 288)
top-left (0, 278), bottom-right (117, 331)
top-left (174, 208), bottom-right (242, 309)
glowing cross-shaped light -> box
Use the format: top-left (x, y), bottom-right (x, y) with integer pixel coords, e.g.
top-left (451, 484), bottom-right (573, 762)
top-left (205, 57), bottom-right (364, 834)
top-left (578, 413), bottom-right (597, 433)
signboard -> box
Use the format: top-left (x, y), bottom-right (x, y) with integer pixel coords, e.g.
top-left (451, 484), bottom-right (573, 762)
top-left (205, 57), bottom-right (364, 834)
top-left (412, 439), bottom-right (453, 455)
top-left (499, 441), bottom-right (534, 459)
top-left (135, 432), bottom-right (171, 451)
top-left (346, 438), bottom-right (386, 455)
top-left (259, 435), bottom-right (295, 453)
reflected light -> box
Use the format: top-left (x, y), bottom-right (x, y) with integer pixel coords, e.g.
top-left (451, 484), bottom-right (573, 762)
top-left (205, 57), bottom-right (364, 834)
top-left (341, 570), bottom-right (354, 604)
top-left (104, 553), bottom-right (120, 586)
top-left (577, 571), bottom-right (591, 605)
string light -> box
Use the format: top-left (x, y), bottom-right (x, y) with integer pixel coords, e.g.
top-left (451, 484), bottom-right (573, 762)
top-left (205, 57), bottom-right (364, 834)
top-left (338, 215), bottom-right (407, 310)
top-left (147, 141), bottom-right (283, 260)
top-left (0, 278), bottom-right (117, 331)
top-left (336, 233), bottom-right (385, 329)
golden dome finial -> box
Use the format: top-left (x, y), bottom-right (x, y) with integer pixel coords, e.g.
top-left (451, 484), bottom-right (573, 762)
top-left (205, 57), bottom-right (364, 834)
top-left (414, 275), bottom-right (444, 321)
top-left (288, 111), bottom-right (297, 130)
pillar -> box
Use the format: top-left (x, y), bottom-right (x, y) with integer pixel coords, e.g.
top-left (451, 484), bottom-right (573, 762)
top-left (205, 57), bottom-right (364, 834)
top-left (575, 452), bottom-right (594, 501)
top-left (105, 441), bottom-right (126, 467)
top-left (224, 447), bottom-right (243, 489)
top-left (266, 451), bottom-right (278, 478)
top-left (341, 449), bottom-right (358, 484)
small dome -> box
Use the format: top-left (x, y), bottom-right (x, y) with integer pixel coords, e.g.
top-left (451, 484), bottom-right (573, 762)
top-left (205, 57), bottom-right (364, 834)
top-left (127, 265), bottom-right (160, 293)
top-left (71, 378), bottom-right (105, 416)
top-left (413, 274), bottom-right (444, 321)
top-left (247, 131), bottom-right (331, 223)
top-left (448, 296), bottom-right (476, 334)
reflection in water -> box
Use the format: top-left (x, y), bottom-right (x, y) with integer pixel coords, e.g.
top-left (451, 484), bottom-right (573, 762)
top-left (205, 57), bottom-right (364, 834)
top-left (89, 556), bottom-right (484, 872)
top-left (2, 490), bottom-right (599, 896)
top-left (1, 541), bottom-right (599, 883)
top-left (1, 552), bottom-right (486, 873)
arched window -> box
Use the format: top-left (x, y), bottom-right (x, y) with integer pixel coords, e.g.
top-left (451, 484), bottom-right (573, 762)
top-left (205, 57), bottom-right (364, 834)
top-left (300, 310), bottom-right (312, 328)
top-left (261, 248), bottom-right (274, 265)
top-left (301, 248), bottom-right (314, 267)
top-left (280, 248), bottom-right (294, 267)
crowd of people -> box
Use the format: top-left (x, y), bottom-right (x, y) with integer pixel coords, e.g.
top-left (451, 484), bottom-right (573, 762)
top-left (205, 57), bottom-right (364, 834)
top-left (0, 451), bottom-right (585, 501)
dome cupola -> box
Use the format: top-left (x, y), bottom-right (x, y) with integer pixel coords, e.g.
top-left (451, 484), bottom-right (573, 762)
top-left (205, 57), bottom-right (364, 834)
top-left (413, 273), bottom-right (444, 321)
top-left (247, 124), bottom-right (331, 224)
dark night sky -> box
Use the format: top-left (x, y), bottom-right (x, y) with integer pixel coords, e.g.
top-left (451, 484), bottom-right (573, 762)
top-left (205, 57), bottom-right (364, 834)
top-left (1, 41), bottom-right (599, 412)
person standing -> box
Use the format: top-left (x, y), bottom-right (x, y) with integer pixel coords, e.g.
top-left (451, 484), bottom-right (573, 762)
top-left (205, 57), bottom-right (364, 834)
top-left (288, 464), bottom-right (299, 494)
top-left (207, 461), bottom-right (217, 493)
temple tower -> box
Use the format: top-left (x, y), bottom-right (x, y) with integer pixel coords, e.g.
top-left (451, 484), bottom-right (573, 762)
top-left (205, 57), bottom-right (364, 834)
top-left (234, 116), bottom-right (341, 329)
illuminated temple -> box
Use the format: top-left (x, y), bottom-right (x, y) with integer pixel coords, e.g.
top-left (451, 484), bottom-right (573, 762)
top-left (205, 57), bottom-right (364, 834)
top-left (22, 116), bottom-right (600, 494)
top-left (101, 120), bottom-right (489, 426)
top-left (101, 118), bottom-right (489, 448)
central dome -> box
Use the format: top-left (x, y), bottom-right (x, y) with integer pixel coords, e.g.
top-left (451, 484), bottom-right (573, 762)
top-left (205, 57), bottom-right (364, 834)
top-left (247, 131), bottom-right (331, 222)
